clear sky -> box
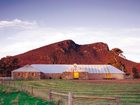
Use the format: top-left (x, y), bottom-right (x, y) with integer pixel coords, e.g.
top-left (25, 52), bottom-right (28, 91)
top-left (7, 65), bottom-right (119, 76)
top-left (0, 0), bottom-right (140, 62)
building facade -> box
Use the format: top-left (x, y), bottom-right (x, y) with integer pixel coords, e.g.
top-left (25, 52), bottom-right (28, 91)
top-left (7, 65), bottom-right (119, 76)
top-left (12, 65), bottom-right (41, 80)
top-left (12, 64), bottom-right (125, 80)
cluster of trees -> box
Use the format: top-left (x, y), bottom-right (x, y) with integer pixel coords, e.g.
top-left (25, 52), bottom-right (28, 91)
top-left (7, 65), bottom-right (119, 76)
top-left (107, 48), bottom-right (140, 78)
top-left (0, 56), bottom-right (20, 77)
top-left (107, 48), bottom-right (126, 72)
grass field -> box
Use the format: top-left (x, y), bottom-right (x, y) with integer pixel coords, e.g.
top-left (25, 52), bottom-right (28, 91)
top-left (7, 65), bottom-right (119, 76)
top-left (0, 85), bottom-right (54, 105)
top-left (10, 79), bottom-right (140, 105)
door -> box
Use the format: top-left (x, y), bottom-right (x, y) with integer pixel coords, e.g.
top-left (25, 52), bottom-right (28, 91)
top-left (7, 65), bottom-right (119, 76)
top-left (106, 73), bottom-right (111, 79)
top-left (73, 72), bottom-right (79, 79)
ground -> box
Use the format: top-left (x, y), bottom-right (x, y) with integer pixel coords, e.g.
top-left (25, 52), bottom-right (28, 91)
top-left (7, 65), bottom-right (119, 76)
top-left (8, 79), bottom-right (140, 105)
top-left (0, 85), bottom-right (54, 105)
top-left (73, 79), bottom-right (140, 84)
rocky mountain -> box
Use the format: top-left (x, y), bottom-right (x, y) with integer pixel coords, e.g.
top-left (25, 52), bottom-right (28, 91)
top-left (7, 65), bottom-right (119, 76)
top-left (15, 40), bottom-right (139, 74)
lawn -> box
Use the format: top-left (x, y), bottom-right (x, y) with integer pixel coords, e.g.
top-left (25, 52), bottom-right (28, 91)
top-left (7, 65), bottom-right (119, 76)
top-left (10, 79), bottom-right (140, 105)
top-left (0, 85), bottom-right (54, 105)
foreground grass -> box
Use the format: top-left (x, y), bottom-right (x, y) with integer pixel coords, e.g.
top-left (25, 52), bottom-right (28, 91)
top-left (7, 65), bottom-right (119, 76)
top-left (8, 80), bottom-right (140, 105)
top-left (0, 85), bottom-right (54, 105)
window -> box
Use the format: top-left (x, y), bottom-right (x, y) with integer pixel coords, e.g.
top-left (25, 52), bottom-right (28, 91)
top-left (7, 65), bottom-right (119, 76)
top-left (32, 73), bottom-right (35, 76)
top-left (17, 73), bottom-right (21, 77)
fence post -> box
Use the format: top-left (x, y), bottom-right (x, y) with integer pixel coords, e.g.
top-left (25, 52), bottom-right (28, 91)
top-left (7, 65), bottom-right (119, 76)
top-left (116, 97), bottom-right (120, 105)
top-left (2, 80), bottom-right (5, 86)
top-left (48, 90), bottom-right (52, 101)
top-left (14, 82), bottom-right (15, 88)
top-left (21, 84), bottom-right (23, 91)
top-left (1, 80), bottom-right (3, 86)
top-left (68, 92), bottom-right (73, 105)
top-left (31, 86), bottom-right (33, 95)
top-left (9, 80), bottom-right (10, 86)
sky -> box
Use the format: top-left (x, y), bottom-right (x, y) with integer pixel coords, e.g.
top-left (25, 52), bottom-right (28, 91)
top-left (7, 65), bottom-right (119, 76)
top-left (0, 0), bottom-right (140, 62)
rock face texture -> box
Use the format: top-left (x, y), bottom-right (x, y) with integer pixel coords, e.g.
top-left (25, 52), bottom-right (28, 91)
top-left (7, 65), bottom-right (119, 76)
top-left (15, 40), bottom-right (139, 74)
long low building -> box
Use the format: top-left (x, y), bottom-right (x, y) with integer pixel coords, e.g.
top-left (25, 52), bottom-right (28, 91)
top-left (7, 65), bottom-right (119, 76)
top-left (12, 64), bottom-right (125, 80)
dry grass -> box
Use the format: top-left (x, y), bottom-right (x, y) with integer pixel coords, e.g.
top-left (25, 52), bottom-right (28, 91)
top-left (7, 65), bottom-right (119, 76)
top-left (7, 79), bottom-right (140, 105)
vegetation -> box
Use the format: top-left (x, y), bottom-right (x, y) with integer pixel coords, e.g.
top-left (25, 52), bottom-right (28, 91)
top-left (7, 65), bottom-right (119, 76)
top-left (0, 85), bottom-right (54, 105)
top-left (107, 54), bottom-right (126, 72)
top-left (0, 56), bottom-right (20, 76)
top-left (106, 48), bottom-right (128, 73)
top-left (111, 48), bottom-right (123, 54)
top-left (132, 67), bottom-right (140, 78)
top-left (12, 80), bottom-right (140, 105)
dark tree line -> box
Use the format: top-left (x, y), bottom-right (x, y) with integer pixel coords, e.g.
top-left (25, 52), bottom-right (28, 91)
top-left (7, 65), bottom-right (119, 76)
top-left (0, 56), bottom-right (20, 77)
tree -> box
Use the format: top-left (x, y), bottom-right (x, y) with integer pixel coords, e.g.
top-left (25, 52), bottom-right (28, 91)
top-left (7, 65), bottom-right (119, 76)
top-left (107, 51), bottom-right (126, 72)
top-left (0, 56), bottom-right (20, 77)
top-left (108, 48), bottom-right (127, 71)
top-left (111, 48), bottom-right (123, 54)
top-left (132, 67), bottom-right (140, 79)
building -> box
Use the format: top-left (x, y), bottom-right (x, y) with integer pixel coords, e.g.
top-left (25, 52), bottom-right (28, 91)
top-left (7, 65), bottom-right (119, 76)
top-left (12, 64), bottom-right (125, 80)
top-left (12, 65), bottom-right (41, 80)
top-left (31, 64), bottom-right (69, 79)
top-left (62, 64), bottom-right (125, 80)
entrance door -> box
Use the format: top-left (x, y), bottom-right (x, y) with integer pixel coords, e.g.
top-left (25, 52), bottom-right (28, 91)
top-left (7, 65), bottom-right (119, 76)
top-left (106, 73), bottom-right (111, 79)
top-left (73, 72), bottom-right (79, 79)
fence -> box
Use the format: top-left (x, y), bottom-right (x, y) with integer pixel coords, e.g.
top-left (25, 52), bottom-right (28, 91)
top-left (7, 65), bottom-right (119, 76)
top-left (0, 77), bottom-right (11, 80)
top-left (48, 91), bottom-right (120, 105)
top-left (0, 80), bottom-right (120, 105)
top-left (0, 80), bottom-right (49, 100)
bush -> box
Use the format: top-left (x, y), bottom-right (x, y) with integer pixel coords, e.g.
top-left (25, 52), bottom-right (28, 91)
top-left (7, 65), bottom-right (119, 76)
top-left (132, 67), bottom-right (140, 78)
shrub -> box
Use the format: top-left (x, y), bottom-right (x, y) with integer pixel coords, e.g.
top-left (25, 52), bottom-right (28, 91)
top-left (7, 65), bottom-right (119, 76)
top-left (132, 67), bottom-right (140, 78)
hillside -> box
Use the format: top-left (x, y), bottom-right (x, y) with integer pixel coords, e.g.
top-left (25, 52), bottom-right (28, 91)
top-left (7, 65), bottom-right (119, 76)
top-left (15, 40), bottom-right (139, 74)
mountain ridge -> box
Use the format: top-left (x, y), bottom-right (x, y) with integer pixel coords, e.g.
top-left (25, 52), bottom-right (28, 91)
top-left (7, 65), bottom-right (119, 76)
top-left (15, 40), bottom-right (139, 74)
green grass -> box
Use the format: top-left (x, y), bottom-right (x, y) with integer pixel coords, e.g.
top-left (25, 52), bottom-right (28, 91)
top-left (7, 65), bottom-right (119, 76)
top-left (5, 80), bottom-right (140, 105)
top-left (0, 85), bottom-right (54, 105)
